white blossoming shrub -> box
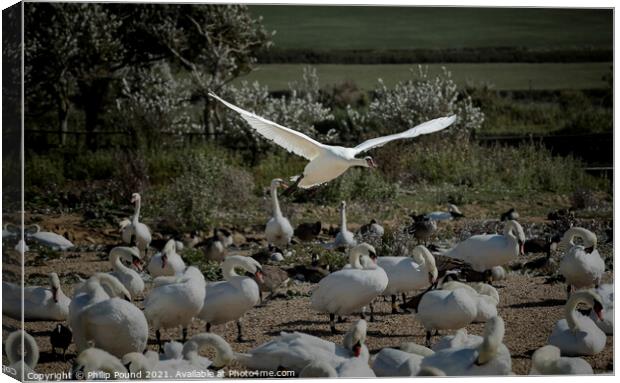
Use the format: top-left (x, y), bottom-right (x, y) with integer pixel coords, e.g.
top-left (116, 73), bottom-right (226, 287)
top-left (351, 66), bottom-right (484, 140)
top-left (115, 63), bottom-right (197, 147)
top-left (217, 67), bottom-right (335, 155)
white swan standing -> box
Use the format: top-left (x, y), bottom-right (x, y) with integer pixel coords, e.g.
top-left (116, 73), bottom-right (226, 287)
top-left (332, 201), bottom-right (357, 250)
top-left (377, 245), bottom-right (438, 313)
top-left (443, 220), bottom-right (525, 272)
top-left (311, 243), bottom-right (388, 333)
top-left (147, 239), bottom-right (186, 277)
top-left (236, 319), bottom-right (374, 376)
top-left (415, 288), bottom-right (477, 346)
top-left (198, 255), bottom-right (263, 342)
top-left (26, 224), bottom-right (74, 250)
top-left (130, 193), bottom-right (152, 257)
top-left (144, 266), bottom-right (206, 349)
top-left (421, 316), bottom-right (512, 375)
top-left (209, 92), bottom-right (455, 188)
top-left (2, 272), bottom-right (70, 321)
top-left (590, 284), bottom-right (613, 334)
top-left (372, 343), bottom-right (434, 376)
top-left (4, 330), bottom-right (40, 381)
top-left (529, 345), bottom-right (593, 375)
top-left (558, 227), bottom-right (605, 296)
top-left (69, 273), bottom-right (148, 357)
top-left (107, 246), bottom-right (144, 299)
top-left (265, 179), bottom-right (294, 249)
top-left (547, 289), bottom-right (606, 356)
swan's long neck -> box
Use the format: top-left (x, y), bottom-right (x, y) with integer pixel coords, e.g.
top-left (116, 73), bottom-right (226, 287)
top-left (340, 205), bottom-right (347, 232)
top-left (561, 227), bottom-right (595, 249)
top-left (503, 222), bottom-right (518, 244)
top-left (222, 259), bottom-right (247, 280)
top-left (477, 317), bottom-right (504, 365)
top-left (133, 199), bottom-right (141, 224)
top-left (183, 334), bottom-right (233, 368)
top-left (565, 291), bottom-right (592, 330)
top-left (348, 250), bottom-right (363, 269)
top-left (6, 331), bottom-right (39, 368)
top-left (271, 185), bottom-right (282, 217)
top-left (109, 249), bottom-right (130, 274)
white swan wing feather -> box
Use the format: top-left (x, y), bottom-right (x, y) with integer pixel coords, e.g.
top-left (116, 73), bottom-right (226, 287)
top-left (209, 93), bottom-right (324, 160)
top-left (353, 115), bottom-right (456, 154)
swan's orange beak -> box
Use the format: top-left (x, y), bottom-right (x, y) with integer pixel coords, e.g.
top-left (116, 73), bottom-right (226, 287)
top-left (594, 301), bottom-right (604, 321)
top-left (352, 341), bottom-right (362, 357)
top-left (255, 270), bottom-right (265, 284)
top-left (280, 182), bottom-right (289, 190)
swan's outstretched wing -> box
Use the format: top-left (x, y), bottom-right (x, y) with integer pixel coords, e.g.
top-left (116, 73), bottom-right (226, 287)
top-left (353, 115), bottom-right (456, 154)
top-left (209, 93), bottom-right (324, 160)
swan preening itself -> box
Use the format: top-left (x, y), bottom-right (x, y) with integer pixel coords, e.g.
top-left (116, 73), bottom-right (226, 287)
top-left (558, 227), bottom-right (605, 296)
top-left (443, 219), bottom-right (525, 272)
top-left (547, 289), bottom-right (606, 356)
top-left (69, 273), bottom-right (148, 357)
top-left (590, 284), bottom-right (613, 334)
top-left (236, 319), bottom-right (374, 376)
top-left (209, 92), bottom-right (455, 188)
top-left (421, 316), bottom-right (512, 375)
top-left (441, 281), bottom-right (499, 323)
top-left (5, 330), bottom-right (40, 380)
top-left (311, 243), bottom-right (388, 333)
top-left (265, 178), bottom-right (294, 249)
top-left (198, 255), bottom-right (263, 342)
top-left (2, 272), bottom-right (70, 321)
top-left (529, 345), bottom-right (593, 375)
top-left (107, 246), bottom-right (144, 298)
top-left (147, 239), bottom-right (186, 277)
top-left (144, 266), bottom-right (206, 348)
top-left (376, 245), bottom-right (438, 313)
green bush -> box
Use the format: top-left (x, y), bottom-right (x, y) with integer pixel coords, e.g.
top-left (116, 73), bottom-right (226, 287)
top-left (25, 153), bottom-right (65, 188)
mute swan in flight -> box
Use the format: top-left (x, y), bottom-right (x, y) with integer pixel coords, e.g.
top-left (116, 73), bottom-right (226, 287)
top-left (265, 179), bottom-right (294, 249)
top-left (311, 243), bottom-right (388, 333)
top-left (3, 272), bottom-right (70, 321)
top-left (547, 289), bottom-right (606, 356)
top-left (442, 220), bottom-right (525, 272)
top-left (209, 93), bottom-right (456, 188)
top-left (558, 227), bottom-right (605, 297)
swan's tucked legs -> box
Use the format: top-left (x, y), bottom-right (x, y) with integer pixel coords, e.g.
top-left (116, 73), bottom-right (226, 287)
top-left (391, 295), bottom-right (399, 314)
top-left (282, 175), bottom-right (303, 197)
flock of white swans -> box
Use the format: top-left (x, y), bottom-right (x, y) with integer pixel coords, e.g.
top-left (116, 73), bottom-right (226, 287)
top-left (2, 94), bottom-right (613, 378)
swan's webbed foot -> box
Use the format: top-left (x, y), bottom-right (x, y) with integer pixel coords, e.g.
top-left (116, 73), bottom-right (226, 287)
top-left (282, 175), bottom-right (303, 197)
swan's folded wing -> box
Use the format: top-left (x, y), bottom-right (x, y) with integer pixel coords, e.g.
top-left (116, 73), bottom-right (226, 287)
top-left (353, 115), bottom-right (456, 154)
top-left (209, 93), bottom-right (324, 160)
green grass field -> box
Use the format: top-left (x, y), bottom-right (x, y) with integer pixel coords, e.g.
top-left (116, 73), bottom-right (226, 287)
top-left (249, 6), bottom-right (612, 50)
top-left (235, 62), bottom-right (611, 91)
